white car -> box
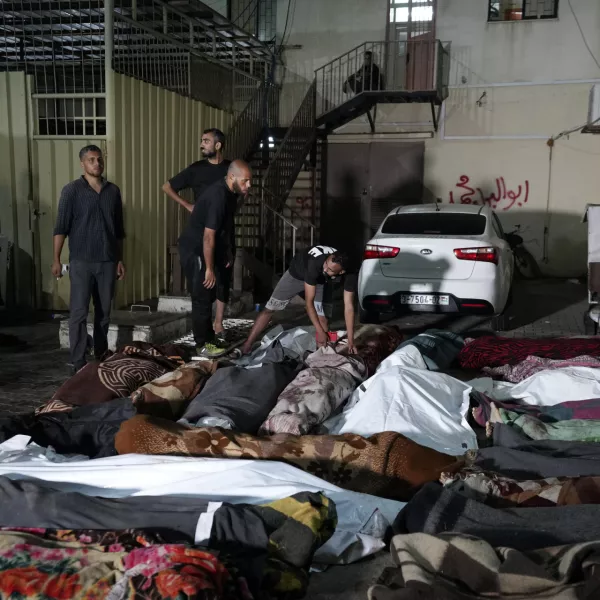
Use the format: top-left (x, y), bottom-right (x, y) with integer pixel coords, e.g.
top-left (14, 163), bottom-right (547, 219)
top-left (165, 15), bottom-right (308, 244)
top-left (358, 204), bottom-right (514, 330)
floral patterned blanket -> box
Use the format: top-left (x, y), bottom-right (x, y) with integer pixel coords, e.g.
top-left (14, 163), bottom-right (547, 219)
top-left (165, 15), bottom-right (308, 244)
top-left (0, 528), bottom-right (244, 600)
top-left (115, 415), bottom-right (463, 501)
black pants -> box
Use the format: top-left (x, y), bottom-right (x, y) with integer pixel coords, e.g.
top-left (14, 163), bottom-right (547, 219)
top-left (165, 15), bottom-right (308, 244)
top-left (69, 261), bottom-right (116, 369)
top-left (180, 248), bottom-right (216, 348)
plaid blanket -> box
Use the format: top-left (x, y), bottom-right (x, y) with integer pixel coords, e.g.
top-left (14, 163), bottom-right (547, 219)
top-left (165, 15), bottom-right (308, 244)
top-left (115, 415), bottom-right (462, 501)
top-left (369, 533), bottom-right (600, 599)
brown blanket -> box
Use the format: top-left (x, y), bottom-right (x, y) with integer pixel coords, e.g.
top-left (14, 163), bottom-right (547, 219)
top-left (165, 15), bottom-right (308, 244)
top-left (131, 360), bottom-right (217, 419)
top-left (115, 415), bottom-right (462, 501)
top-left (47, 342), bottom-right (190, 409)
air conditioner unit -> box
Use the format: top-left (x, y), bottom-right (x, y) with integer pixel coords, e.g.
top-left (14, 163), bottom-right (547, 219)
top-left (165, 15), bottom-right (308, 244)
top-left (584, 84), bottom-right (600, 133)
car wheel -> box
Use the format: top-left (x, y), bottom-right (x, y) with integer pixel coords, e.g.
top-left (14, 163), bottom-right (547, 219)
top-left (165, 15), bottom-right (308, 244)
top-left (491, 312), bottom-right (509, 332)
top-left (359, 307), bottom-right (380, 324)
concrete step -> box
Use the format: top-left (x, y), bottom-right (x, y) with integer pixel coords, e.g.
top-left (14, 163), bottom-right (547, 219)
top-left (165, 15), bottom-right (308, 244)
top-left (59, 310), bottom-right (191, 352)
top-left (158, 290), bottom-right (253, 317)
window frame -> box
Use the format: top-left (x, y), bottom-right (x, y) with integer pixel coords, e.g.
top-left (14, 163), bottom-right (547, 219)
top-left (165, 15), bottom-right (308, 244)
top-left (487, 0), bottom-right (559, 23)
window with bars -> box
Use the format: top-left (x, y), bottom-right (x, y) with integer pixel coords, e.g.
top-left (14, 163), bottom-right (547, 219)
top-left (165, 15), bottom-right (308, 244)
top-left (35, 96), bottom-right (106, 137)
top-left (488, 0), bottom-right (559, 21)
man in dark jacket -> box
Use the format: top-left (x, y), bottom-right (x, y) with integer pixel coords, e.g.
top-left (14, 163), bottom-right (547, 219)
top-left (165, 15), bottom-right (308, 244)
top-left (52, 145), bottom-right (126, 374)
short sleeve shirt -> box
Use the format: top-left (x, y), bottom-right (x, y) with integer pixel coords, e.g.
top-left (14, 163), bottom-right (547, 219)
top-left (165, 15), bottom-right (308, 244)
top-left (178, 179), bottom-right (237, 257)
top-left (169, 159), bottom-right (231, 203)
top-left (288, 245), bottom-right (357, 291)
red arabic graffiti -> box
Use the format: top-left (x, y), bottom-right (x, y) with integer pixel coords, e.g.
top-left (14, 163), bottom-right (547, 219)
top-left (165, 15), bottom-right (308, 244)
top-left (448, 175), bottom-right (530, 211)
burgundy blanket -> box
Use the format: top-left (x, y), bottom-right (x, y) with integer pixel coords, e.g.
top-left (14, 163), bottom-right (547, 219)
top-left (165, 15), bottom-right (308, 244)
top-left (459, 336), bottom-right (600, 370)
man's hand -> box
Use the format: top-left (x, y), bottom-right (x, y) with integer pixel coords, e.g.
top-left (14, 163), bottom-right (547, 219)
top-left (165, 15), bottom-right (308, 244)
top-left (316, 328), bottom-right (329, 348)
top-left (184, 202), bottom-right (194, 213)
top-left (51, 261), bottom-right (62, 278)
top-left (346, 341), bottom-right (358, 354)
top-left (204, 269), bottom-right (216, 289)
top-left (117, 261), bottom-right (126, 280)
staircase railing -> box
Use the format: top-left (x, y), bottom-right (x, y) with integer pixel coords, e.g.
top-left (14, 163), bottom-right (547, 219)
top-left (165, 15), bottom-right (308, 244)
top-left (260, 203), bottom-right (316, 276)
top-left (225, 81), bottom-right (278, 162)
top-left (314, 39), bottom-right (449, 118)
top-left (261, 81), bottom-right (317, 209)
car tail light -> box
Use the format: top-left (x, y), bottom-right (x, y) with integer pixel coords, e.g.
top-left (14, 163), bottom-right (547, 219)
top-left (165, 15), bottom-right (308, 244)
top-left (454, 247), bottom-right (498, 264)
top-left (364, 244), bottom-right (400, 260)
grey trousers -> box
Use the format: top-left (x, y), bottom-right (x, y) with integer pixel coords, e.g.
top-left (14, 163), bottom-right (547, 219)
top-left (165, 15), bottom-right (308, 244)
top-left (69, 261), bottom-right (116, 369)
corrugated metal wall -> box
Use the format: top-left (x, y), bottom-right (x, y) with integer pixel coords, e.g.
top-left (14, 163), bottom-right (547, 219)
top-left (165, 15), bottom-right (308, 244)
top-left (111, 74), bottom-right (231, 307)
top-left (33, 138), bottom-right (107, 310)
top-left (0, 72), bottom-right (35, 308)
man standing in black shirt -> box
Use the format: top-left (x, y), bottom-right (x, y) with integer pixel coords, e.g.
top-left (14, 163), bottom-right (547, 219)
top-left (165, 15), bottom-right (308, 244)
top-left (241, 245), bottom-right (358, 355)
top-left (52, 145), bottom-right (126, 374)
top-left (179, 160), bottom-right (251, 357)
top-left (162, 128), bottom-right (233, 336)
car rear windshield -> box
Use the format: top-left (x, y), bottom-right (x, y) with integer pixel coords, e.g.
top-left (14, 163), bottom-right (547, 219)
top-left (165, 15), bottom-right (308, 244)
top-left (381, 213), bottom-right (487, 236)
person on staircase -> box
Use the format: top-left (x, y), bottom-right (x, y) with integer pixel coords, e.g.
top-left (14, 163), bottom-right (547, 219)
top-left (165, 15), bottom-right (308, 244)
top-left (162, 128), bottom-right (233, 339)
top-left (178, 160), bottom-right (252, 358)
top-left (241, 245), bottom-right (358, 355)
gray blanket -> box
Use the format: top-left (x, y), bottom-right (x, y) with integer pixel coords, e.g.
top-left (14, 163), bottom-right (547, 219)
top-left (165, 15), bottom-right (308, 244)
top-left (369, 532), bottom-right (600, 599)
top-left (395, 482), bottom-right (600, 551)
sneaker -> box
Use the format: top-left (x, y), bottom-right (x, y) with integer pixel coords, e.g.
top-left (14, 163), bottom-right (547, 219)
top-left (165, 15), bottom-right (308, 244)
top-left (196, 340), bottom-right (228, 358)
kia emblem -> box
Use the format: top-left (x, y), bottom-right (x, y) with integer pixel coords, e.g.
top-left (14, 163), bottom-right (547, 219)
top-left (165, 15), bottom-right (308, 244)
top-left (421, 249), bottom-right (432, 255)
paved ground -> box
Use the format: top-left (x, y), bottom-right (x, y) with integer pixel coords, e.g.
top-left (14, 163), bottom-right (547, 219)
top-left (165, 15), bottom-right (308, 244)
top-left (0, 278), bottom-right (589, 415)
top-left (0, 278), bottom-right (591, 598)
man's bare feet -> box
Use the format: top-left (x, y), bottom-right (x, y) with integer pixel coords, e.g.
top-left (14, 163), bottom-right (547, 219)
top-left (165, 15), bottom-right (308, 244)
top-left (241, 341), bottom-right (252, 355)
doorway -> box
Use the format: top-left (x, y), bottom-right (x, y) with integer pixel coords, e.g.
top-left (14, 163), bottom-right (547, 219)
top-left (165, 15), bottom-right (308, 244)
top-left (323, 141), bottom-right (425, 265)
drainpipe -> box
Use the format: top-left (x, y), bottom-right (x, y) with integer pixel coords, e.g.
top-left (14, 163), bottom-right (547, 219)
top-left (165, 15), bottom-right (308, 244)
top-left (542, 138), bottom-right (554, 264)
top-left (104, 0), bottom-right (115, 178)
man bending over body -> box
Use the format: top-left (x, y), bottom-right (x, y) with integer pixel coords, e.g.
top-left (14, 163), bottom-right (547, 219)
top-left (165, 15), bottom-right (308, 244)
top-left (241, 245), bottom-right (357, 355)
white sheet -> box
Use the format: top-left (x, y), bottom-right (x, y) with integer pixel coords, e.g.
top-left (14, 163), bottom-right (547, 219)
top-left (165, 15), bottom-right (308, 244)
top-left (0, 445), bottom-right (403, 565)
top-left (470, 367), bottom-right (600, 406)
top-left (327, 366), bottom-right (477, 455)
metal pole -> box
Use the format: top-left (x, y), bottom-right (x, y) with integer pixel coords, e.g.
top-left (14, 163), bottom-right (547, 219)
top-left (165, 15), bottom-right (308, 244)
top-left (104, 0), bottom-right (116, 179)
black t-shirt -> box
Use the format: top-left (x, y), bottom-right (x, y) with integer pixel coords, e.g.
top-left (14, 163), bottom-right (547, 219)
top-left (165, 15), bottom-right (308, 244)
top-left (288, 245), bottom-right (357, 292)
top-left (178, 178), bottom-right (237, 258)
top-left (169, 159), bottom-right (231, 203)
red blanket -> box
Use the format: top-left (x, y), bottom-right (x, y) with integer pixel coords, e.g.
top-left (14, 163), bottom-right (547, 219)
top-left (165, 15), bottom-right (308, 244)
top-left (459, 336), bottom-right (600, 370)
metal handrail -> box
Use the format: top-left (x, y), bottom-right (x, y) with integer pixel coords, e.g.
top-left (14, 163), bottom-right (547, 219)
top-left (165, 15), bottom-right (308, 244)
top-left (261, 80), bottom-right (316, 209)
top-left (262, 202), bottom-right (297, 230)
top-left (225, 81), bottom-right (276, 161)
top-left (315, 39), bottom-right (448, 118)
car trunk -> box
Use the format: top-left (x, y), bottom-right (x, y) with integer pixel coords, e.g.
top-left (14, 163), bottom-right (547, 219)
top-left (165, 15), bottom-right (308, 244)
top-left (378, 235), bottom-right (480, 280)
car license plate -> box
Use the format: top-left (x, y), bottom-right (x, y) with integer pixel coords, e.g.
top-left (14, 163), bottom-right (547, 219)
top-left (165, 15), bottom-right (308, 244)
top-left (400, 294), bottom-right (450, 306)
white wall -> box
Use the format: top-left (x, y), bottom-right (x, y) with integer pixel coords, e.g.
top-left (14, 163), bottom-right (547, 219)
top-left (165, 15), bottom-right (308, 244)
top-left (438, 0), bottom-right (600, 85)
top-left (276, 0), bottom-right (387, 78)
top-left (277, 0), bottom-right (600, 276)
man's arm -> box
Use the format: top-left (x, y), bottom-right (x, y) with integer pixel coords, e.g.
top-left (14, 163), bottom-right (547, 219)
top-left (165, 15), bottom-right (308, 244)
top-left (115, 190), bottom-right (126, 279)
top-left (52, 236), bottom-right (66, 278)
top-left (344, 290), bottom-right (357, 353)
top-left (52, 185), bottom-right (73, 277)
top-left (162, 181), bottom-right (194, 213)
top-left (162, 166), bottom-right (194, 213)
top-left (203, 228), bottom-right (217, 289)
top-left (304, 283), bottom-right (329, 347)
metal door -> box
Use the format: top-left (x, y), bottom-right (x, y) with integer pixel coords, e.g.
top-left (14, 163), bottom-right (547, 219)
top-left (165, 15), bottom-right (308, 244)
top-left (324, 141), bottom-right (425, 264)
